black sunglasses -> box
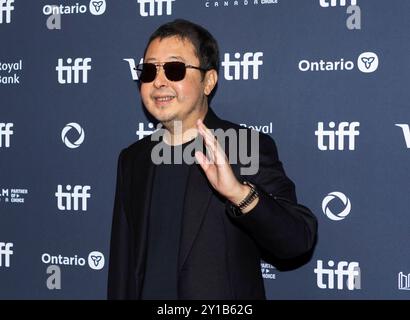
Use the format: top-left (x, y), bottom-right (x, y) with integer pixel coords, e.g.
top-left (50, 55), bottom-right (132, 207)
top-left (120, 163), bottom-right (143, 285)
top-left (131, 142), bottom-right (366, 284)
top-left (134, 62), bottom-right (208, 83)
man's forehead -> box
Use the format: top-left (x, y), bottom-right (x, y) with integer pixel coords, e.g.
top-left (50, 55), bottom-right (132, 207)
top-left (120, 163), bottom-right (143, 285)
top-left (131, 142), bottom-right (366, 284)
top-left (144, 36), bottom-right (198, 60)
top-left (144, 55), bottom-right (186, 62)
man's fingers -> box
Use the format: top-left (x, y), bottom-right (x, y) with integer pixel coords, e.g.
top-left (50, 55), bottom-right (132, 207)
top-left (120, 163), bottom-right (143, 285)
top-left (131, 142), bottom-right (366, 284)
top-left (195, 151), bottom-right (210, 171)
top-left (197, 119), bottom-right (226, 165)
top-left (198, 120), bottom-right (215, 147)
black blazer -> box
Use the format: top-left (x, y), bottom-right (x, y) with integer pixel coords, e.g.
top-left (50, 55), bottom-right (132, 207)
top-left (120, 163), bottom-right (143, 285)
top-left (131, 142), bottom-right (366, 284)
top-left (107, 108), bottom-right (317, 300)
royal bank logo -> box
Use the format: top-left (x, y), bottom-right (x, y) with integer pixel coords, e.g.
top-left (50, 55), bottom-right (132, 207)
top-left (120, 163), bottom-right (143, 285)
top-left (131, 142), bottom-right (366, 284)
top-left (204, 0), bottom-right (278, 9)
top-left (240, 122), bottom-right (273, 134)
top-left (55, 185), bottom-right (91, 211)
top-left (0, 60), bottom-right (23, 85)
top-left (299, 52), bottom-right (378, 73)
top-left (0, 123), bottom-right (13, 147)
top-left (43, 0), bottom-right (106, 16)
top-left (56, 58), bottom-right (92, 84)
top-left (123, 58), bottom-right (144, 80)
top-left (0, 0), bottom-right (14, 24)
top-left (398, 272), bottom-right (410, 290)
top-left (61, 123), bottom-right (85, 149)
top-left (395, 124), bottom-right (410, 149)
top-left (137, 0), bottom-right (175, 17)
top-left (41, 251), bottom-right (105, 270)
top-left (222, 52), bottom-right (263, 80)
top-left (315, 121), bottom-right (360, 151)
top-left (0, 188), bottom-right (28, 204)
top-left (314, 260), bottom-right (361, 290)
top-left (322, 191), bottom-right (351, 221)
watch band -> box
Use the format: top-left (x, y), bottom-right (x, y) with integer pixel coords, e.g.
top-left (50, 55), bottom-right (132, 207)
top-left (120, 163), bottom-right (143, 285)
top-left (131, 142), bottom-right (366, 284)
top-left (229, 181), bottom-right (260, 216)
top-left (237, 181), bottom-right (259, 210)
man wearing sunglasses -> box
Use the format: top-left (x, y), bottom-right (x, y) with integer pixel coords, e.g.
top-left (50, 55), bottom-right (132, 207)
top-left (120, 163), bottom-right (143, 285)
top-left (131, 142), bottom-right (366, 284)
top-left (108, 19), bottom-right (317, 300)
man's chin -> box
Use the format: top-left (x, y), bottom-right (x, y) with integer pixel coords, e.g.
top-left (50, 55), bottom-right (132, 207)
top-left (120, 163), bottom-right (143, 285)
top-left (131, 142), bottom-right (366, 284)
top-left (146, 107), bottom-right (176, 123)
top-left (154, 113), bottom-right (177, 124)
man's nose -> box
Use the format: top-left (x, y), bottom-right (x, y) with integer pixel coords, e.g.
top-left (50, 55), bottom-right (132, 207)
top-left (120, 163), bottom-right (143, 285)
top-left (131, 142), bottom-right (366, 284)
top-left (153, 66), bottom-right (168, 88)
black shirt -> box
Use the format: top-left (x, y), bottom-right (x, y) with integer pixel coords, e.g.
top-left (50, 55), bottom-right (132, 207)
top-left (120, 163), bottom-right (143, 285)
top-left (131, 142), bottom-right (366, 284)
top-left (141, 140), bottom-right (192, 300)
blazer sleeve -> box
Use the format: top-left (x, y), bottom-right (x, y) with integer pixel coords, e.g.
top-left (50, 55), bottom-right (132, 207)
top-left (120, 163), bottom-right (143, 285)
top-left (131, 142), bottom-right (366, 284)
top-left (226, 133), bottom-right (318, 259)
top-left (107, 150), bottom-right (133, 299)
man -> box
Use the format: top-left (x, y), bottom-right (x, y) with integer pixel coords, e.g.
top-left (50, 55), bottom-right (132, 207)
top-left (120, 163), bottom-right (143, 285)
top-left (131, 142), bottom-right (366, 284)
top-left (107, 19), bottom-right (317, 300)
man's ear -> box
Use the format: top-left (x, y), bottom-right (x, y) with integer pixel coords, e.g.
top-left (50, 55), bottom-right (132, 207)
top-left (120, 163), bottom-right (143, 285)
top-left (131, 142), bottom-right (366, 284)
top-left (203, 69), bottom-right (218, 96)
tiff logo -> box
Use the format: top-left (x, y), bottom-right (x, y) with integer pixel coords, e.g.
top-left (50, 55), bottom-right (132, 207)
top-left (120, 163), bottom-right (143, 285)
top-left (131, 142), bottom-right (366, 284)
top-left (315, 122), bottom-right (360, 150)
top-left (0, 242), bottom-right (13, 267)
top-left (222, 52), bottom-right (263, 80)
top-left (319, 0), bottom-right (361, 30)
top-left (55, 185), bottom-right (91, 211)
top-left (398, 272), bottom-right (410, 290)
top-left (395, 124), bottom-right (410, 148)
top-left (0, 123), bottom-right (13, 148)
top-left (314, 260), bottom-right (361, 290)
top-left (137, 0), bottom-right (175, 16)
top-left (56, 58), bottom-right (92, 84)
top-left (320, 0), bottom-right (357, 7)
top-left (0, 0), bottom-right (14, 24)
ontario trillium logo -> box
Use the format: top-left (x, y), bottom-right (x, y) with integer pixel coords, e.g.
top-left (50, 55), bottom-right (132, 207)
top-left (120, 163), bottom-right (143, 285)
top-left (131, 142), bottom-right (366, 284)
top-left (88, 251), bottom-right (104, 270)
top-left (357, 52), bottom-right (378, 73)
top-left (89, 0), bottom-right (106, 15)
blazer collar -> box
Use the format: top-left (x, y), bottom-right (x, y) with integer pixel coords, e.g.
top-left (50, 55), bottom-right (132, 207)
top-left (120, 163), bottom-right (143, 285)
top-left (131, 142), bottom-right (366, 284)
top-left (202, 106), bottom-right (221, 131)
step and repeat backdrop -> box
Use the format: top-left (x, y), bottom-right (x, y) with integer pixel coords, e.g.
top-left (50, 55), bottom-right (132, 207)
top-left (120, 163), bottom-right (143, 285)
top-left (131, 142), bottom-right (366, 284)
top-left (1, 0), bottom-right (409, 299)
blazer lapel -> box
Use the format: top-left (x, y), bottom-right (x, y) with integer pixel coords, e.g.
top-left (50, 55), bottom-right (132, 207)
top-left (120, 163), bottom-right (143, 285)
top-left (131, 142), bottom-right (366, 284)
top-left (129, 140), bottom-right (156, 278)
top-left (178, 107), bottom-right (223, 270)
top-left (178, 162), bottom-right (213, 270)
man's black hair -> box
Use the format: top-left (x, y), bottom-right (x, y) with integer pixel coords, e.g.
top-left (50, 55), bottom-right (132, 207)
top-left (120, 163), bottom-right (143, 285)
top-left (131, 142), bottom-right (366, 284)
top-left (144, 19), bottom-right (220, 74)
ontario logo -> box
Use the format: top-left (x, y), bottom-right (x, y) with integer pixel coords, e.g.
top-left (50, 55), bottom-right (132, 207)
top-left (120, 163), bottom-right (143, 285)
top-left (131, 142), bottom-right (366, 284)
top-left (41, 251), bottom-right (105, 270)
top-left (43, 0), bottom-right (106, 16)
top-left (299, 52), bottom-right (379, 73)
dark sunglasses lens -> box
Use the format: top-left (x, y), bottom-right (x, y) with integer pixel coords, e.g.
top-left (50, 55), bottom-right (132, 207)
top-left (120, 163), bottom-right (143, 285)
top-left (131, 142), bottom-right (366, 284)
top-left (164, 62), bottom-right (186, 81)
top-left (138, 63), bottom-right (156, 82)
